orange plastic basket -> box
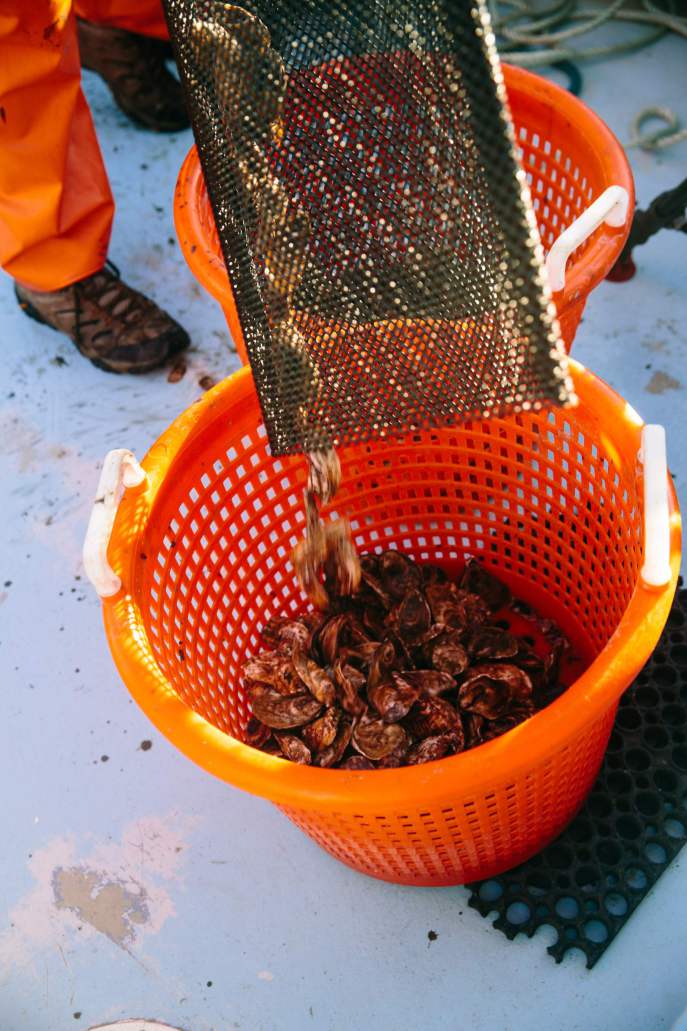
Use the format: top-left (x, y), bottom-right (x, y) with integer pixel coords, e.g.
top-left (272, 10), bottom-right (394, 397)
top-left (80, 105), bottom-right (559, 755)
top-left (174, 64), bottom-right (633, 363)
top-left (100, 359), bottom-right (679, 886)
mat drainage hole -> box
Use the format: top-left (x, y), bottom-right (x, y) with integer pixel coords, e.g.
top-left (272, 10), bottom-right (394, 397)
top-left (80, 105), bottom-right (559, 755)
top-left (526, 874), bottom-right (550, 897)
top-left (587, 794), bottom-right (612, 818)
top-left (604, 892), bottom-right (628, 917)
top-left (617, 709), bottom-right (642, 731)
top-left (644, 842), bottom-right (668, 864)
top-left (564, 927), bottom-right (578, 941)
top-left (662, 704), bottom-right (686, 726)
top-left (636, 792), bottom-right (661, 816)
top-left (654, 768), bottom-right (678, 792)
top-left (607, 770), bottom-right (633, 793)
top-left (569, 820), bottom-right (594, 843)
top-left (645, 726), bottom-right (669, 748)
top-left (625, 749), bottom-right (651, 772)
top-left (555, 896), bottom-right (579, 920)
top-left (583, 919), bottom-right (609, 944)
top-left (547, 845), bottom-right (574, 869)
top-left (636, 686), bottom-right (660, 708)
top-left (478, 880), bottom-right (503, 903)
top-left (584, 899), bottom-right (597, 914)
top-left (625, 867), bottom-right (648, 891)
top-left (575, 866), bottom-right (599, 891)
top-left (664, 818), bottom-right (686, 839)
top-left (656, 663), bottom-right (679, 684)
top-left (616, 815), bottom-right (643, 840)
top-left (505, 902), bottom-right (531, 926)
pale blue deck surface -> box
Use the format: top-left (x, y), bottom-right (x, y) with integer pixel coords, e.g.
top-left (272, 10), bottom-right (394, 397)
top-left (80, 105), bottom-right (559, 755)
top-left (1, 33), bottom-right (686, 1031)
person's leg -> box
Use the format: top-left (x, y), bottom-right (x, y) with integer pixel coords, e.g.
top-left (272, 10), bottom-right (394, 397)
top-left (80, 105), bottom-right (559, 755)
top-left (74, 0), bottom-right (188, 132)
top-left (0, 1), bottom-right (113, 291)
top-left (1, 1), bottom-right (189, 371)
top-left (74, 0), bottom-right (168, 40)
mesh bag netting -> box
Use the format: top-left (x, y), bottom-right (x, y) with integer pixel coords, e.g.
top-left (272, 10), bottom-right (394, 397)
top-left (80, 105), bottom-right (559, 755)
top-left (164, 0), bottom-right (574, 455)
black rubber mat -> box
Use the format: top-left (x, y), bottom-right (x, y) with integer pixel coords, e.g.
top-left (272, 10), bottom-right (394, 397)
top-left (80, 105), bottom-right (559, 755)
top-left (467, 583), bottom-right (687, 968)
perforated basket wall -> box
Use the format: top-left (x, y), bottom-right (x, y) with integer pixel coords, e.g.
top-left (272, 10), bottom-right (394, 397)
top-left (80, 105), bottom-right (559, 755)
top-left (104, 365), bottom-right (678, 887)
top-left (164, 0), bottom-right (573, 454)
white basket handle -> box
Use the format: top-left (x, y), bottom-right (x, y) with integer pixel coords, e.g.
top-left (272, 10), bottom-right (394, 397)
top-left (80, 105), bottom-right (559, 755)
top-left (545, 185), bottom-right (630, 292)
top-left (83, 449), bottom-right (146, 598)
top-left (639, 425), bottom-right (672, 589)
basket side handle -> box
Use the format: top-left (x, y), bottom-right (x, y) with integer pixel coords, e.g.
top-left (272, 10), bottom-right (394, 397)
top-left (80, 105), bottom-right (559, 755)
top-left (83, 449), bottom-right (147, 598)
top-left (640, 424), bottom-right (672, 590)
top-left (545, 185), bottom-right (630, 292)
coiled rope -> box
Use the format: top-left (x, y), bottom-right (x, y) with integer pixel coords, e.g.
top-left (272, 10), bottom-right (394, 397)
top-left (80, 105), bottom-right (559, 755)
top-left (488, 0), bottom-right (687, 149)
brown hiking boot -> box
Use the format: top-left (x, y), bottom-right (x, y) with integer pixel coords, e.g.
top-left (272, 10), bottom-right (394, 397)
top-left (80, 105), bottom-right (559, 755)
top-left (77, 19), bottom-right (189, 133)
top-left (16, 263), bottom-right (190, 374)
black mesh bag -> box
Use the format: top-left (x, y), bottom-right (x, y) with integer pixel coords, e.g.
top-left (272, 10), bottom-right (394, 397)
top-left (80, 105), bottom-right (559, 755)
top-left (164, 0), bottom-right (574, 454)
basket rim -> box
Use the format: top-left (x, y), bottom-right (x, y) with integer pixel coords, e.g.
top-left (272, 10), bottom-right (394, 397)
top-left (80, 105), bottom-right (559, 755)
top-left (103, 360), bottom-right (681, 811)
top-left (173, 62), bottom-right (634, 329)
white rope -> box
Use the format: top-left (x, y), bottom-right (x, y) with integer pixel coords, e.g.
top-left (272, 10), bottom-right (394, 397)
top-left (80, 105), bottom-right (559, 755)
top-left (488, 1), bottom-right (687, 150)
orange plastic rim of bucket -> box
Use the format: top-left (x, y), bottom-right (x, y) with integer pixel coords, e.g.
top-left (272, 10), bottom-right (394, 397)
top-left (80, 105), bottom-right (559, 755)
top-left (173, 63), bottom-right (634, 362)
top-left (103, 359), bottom-right (680, 821)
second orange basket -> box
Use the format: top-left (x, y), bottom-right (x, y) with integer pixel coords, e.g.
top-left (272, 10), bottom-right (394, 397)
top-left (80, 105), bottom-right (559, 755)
top-left (174, 64), bottom-right (633, 363)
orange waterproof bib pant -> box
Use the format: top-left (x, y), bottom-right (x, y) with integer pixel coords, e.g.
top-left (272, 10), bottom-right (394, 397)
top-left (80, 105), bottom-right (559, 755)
top-left (0, 1), bottom-right (167, 292)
